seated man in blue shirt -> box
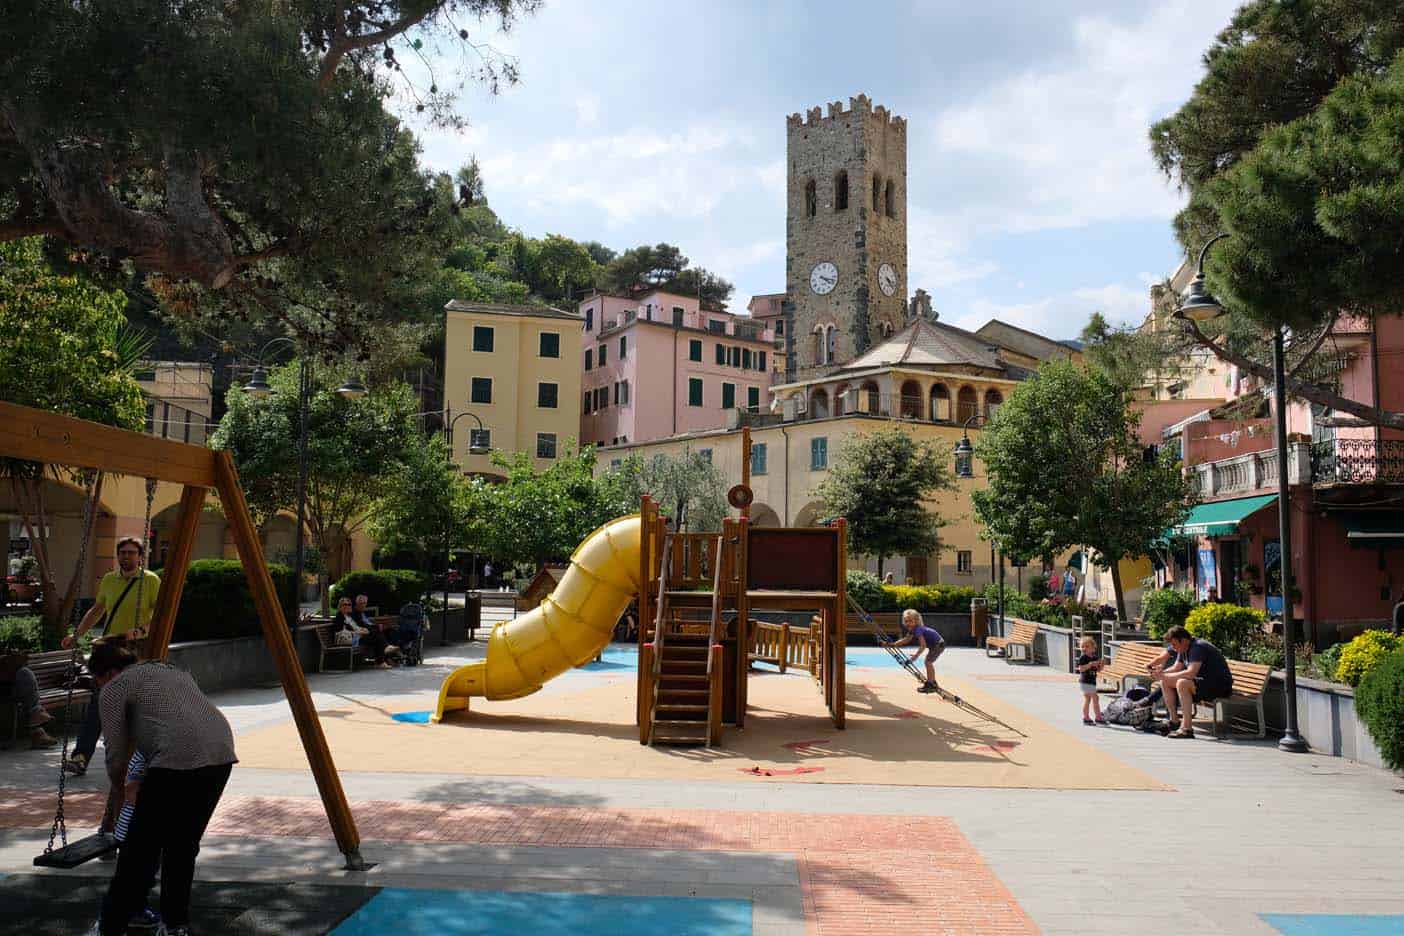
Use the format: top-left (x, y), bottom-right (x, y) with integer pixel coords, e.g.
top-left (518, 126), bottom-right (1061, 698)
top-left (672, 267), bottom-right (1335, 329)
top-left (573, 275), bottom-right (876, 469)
top-left (1159, 625), bottom-right (1234, 738)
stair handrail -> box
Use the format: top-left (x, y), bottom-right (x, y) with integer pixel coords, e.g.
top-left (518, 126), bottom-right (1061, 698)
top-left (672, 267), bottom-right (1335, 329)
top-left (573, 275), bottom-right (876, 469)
top-left (647, 534), bottom-right (674, 742)
top-left (706, 534), bottom-right (725, 675)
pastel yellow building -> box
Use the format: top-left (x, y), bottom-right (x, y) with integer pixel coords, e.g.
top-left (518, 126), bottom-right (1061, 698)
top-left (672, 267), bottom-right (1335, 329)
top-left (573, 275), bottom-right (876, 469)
top-left (443, 301), bottom-right (584, 478)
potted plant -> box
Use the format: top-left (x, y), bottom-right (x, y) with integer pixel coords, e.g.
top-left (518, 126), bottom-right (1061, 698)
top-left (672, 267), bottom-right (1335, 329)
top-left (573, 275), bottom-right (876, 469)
top-left (0, 616), bottom-right (41, 682)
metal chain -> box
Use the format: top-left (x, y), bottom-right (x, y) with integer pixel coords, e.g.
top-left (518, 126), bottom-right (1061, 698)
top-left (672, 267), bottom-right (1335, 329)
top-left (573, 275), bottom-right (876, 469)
top-left (44, 470), bottom-right (102, 855)
top-left (131, 478), bottom-right (157, 649)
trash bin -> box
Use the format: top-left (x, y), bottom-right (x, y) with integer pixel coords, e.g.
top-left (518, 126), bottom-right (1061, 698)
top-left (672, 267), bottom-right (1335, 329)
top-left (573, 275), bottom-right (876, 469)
top-left (970, 597), bottom-right (988, 644)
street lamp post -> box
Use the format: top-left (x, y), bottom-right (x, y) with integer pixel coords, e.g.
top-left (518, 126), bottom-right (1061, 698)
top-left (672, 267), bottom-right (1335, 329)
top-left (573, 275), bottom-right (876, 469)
top-left (1176, 234), bottom-right (1307, 753)
top-left (443, 407), bottom-right (488, 640)
top-left (242, 340), bottom-right (368, 616)
top-left (953, 415), bottom-right (1003, 624)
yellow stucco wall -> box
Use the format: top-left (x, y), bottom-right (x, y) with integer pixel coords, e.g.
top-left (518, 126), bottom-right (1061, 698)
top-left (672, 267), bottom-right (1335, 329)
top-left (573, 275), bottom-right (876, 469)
top-left (444, 306), bottom-right (584, 477)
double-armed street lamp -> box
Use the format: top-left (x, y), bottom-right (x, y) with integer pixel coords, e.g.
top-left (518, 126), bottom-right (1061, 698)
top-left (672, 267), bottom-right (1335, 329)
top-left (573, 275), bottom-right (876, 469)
top-left (242, 338), bottom-right (368, 614)
top-left (1176, 233), bottom-right (1308, 754)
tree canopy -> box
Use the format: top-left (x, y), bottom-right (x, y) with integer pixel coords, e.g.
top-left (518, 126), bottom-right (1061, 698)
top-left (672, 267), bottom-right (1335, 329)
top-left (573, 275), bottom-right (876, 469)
top-left (971, 361), bottom-right (1193, 620)
top-left (597, 243), bottom-right (734, 307)
top-left (1151, 0), bottom-right (1404, 427)
top-left (367, 433), bottom-right (468, 574)
top-left (813, 427), bottom-right (953, 577)
top-left (0, 1), bottom-right (539, 352)
top-left (605, 450), bottom-right (728, 533)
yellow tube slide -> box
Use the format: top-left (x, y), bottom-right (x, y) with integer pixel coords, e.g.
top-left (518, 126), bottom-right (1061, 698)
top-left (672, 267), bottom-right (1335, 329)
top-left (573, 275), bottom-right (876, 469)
top-left (432, 514), bottom-right (641, 722)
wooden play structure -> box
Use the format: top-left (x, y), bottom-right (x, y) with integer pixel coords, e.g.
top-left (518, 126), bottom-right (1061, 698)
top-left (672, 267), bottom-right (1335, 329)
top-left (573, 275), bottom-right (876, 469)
top-left (0, 401), bottom-right (364, 869)
top-left (635, 494), bottom-right (849, 746)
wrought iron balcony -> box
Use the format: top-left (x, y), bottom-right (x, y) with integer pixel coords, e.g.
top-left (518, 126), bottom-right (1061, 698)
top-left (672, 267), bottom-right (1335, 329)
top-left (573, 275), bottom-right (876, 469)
top-left (1312, 439), bottom-right (1404, 485)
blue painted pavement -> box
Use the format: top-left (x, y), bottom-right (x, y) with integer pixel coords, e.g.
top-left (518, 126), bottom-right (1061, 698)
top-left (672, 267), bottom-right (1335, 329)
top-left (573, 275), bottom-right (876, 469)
top-left (1261, 914), bottom-right (1404, 935)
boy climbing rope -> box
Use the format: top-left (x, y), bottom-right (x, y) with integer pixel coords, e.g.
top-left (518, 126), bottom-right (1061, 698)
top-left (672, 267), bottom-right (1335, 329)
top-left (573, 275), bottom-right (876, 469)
top-left (887, 608), bottom-right (945, 693)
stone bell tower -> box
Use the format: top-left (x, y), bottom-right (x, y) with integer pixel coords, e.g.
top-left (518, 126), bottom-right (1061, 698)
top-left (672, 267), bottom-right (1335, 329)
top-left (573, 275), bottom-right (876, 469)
top-left (784, 94), bottom-right (907, 376)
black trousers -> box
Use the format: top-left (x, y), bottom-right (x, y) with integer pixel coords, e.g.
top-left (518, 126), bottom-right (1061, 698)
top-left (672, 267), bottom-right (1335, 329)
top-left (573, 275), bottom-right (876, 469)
top-left (99, 762), bottom-right (232, 934)
top-left (74, 684), bottom-right (102, 761)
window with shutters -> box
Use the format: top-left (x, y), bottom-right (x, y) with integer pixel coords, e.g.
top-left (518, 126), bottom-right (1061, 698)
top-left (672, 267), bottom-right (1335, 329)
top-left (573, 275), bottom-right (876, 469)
top-left (751, 442), bottom-right (767, 476)
top-left (689, 339), bottom-right (702, 362)
top-left (715, 343), bottom-right (726, 365)
top-left (810, 437), bottom-right (828, 470)
top-left (472, 326), bottom-right (494, 352)
top-left (688, 378), bottom-right (703, 407)
top-left (747, 386), bottom-right (760, 411)
top-left (537, 382), bottom-right (558, 409)
top-left (722, 382), bottom-right (735, 409)
top-left (584, 349), bottom-right (593, 371)
top-left (539, 332), bottom-right (560, 358)
top-left (470, 378), bottom-right (492, 404)
top-left (536, 433), bottom-right (557, 459)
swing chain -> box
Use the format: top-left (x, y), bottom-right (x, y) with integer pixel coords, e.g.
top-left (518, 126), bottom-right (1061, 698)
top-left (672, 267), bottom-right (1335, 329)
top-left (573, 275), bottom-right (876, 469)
top-left (44, 469), bottom-right (101, 855)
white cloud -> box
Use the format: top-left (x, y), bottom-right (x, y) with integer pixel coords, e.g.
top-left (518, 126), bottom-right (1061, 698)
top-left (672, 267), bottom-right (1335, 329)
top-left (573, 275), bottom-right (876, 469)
top-left (907, 206), bottom-right (998, 290)
top-left (474, 124), bottom-right (759, 224)
top-left (575, 94), bottom-right (601, 128)
top-left (949, 280), bottom-right (1150, 339)
top-left (928, 1), bottom-right (1240, 235)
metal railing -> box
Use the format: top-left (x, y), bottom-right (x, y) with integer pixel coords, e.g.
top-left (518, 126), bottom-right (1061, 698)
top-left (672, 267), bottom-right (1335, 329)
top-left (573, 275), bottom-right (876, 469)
top-left (1312, 439), bottom-right (1404, 485)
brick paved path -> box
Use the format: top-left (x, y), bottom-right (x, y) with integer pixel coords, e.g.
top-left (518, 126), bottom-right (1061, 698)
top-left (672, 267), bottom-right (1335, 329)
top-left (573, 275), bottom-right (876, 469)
top-left (3, 786), bottom-right (1037, 935)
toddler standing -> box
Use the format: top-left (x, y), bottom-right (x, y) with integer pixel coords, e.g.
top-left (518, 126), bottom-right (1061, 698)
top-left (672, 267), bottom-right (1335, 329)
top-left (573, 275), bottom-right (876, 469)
top-left (1076, 636), bottom-right (1105, 725)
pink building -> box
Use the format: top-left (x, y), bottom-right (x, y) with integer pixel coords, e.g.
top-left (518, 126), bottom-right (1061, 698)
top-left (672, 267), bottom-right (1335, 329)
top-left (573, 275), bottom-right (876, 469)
top-left (578, 289), bottom-right (775, 446)
top-left (1158, 290), bottom-right (1404, 644)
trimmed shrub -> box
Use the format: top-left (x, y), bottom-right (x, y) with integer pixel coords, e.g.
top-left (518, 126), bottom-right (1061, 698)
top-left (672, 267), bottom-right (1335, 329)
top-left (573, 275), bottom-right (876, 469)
top-left (329, 569), bottom-right (429, 613)
top-left (173, 559), bottom-right (295, 642)
top-left (0, 615), bottom-right (43, 655)
top-left (1335, 629), bottom-right (1401, 687)
top-left (1183, 603), bottom-right (1267, 659)
top-left (1308, 641), bottom-right (1345, 683)
top-left (885, 584), bottom-right (979, 613)
top-left (1141, 588), bottom-right (1196, 640)
top-left (1355, 648), bottom-right (1404, 770)
top-left (846, 570), bottom-right (888, 612)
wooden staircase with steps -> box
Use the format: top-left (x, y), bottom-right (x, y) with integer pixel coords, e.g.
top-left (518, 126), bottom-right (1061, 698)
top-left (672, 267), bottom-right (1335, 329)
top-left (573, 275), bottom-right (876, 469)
top-left (650, 633), bottom-right (714, 745)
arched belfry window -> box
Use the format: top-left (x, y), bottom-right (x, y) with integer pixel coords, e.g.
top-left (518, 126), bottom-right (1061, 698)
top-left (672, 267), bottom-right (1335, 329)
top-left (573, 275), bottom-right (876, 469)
top-left (826, 325), bottom-right (837, 362)
top-left (884, 180), bottom-right (895, 218)
top-left (834, 171), bottom-right (848, 211)
top-left (804, 179), bottom-right (816, 218)
top-left (872, 175), bottom-right (882, 211)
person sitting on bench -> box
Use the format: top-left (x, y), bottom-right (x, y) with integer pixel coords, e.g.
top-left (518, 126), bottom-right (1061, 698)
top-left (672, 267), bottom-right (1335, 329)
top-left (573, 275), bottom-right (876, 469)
top-left (888, 609), bottom-right (945, 693)
top-left (335, 597), bottom-right (392, 669)
top-left (1159, 626), bottom-right (1234, 739)
top-left (1, 663), bottom-right (55, 748)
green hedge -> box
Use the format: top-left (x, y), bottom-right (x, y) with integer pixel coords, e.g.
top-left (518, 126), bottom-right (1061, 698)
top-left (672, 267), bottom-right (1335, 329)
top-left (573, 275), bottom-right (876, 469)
top-left (172, 559), bottom-right (295, 643)
top-left (1355, 648), bottom-right (1404, 770)
top-left (1141, 588), bottom-right (1196, 639)
top-left (329, 569), bottom-right (429, 613)
top-left (1335, 629), bottom-right (1400, 687)
top-left (1184, 602), bottom-right (1266, 659)
top-left (0, 615), bottom-right (43, 654)
top-left (843, 571), bottom-right (978, 613)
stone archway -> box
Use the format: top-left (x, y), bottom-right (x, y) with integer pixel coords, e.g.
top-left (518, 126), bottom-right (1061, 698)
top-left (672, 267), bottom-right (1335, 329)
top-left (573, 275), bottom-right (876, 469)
top-left (810, 388), bottom-right (830, 419)
top-left (148, 500), bottom-right (228, 571)
top-left (793, 501), bottom-right (827, 528)
top-left (860, 379), bottom-right (880, 415)
top-left (931, 383), bottom-right (951, 422)
top-left (748, 503), bottom-right (781, 528)
top-left (957, 385), bottom-right (979, 423)
top-left (899, 380), bottom-right (922, 419)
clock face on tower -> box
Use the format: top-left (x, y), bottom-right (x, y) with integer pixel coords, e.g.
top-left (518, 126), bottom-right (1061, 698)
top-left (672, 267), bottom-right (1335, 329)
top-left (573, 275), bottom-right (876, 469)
top-left (878, 263), bottom-right (897, 297)
top-left (809, 261), bottom-right (838, 295)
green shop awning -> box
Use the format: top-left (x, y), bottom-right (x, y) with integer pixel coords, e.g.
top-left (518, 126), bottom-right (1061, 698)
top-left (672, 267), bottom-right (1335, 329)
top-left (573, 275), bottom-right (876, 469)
top-left (1340, 512), bottom-right (1404, 544)
top-left (1174, 494), bottom-right (1277, 537)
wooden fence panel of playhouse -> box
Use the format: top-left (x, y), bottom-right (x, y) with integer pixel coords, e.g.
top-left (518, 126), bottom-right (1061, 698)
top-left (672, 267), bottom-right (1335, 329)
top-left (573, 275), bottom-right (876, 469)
top-left (750, 620), bottom-right (816, 675)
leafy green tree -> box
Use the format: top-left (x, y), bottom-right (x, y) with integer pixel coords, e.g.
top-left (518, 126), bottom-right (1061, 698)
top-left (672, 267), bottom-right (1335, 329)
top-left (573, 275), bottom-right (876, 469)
top-left (521, 234), bottom-right (600, 306)
top-left (0, 238), bottom-right (150, 639)
top-left (813, 426), bottom-right (952, 577)
top-left (604, 450), bottom-right (728, 533)
top-left (972, 361), bottom-right (1193, 621)
top-left (0, 1), bottom-right (539, 352)
top-left (210, 364), bottom-right (420, 606)
top-left (598, 243), bottom-right (734, 307)
top-left (467, 445), bottom-right (627, 569)
top-left (367, 434), bottom-right (467, 589)
top-left (1152, 0), bottom-right (1404, 428)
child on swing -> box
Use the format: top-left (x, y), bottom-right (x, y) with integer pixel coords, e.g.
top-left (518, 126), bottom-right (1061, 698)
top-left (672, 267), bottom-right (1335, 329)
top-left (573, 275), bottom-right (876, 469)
top-left (887, 608), bottom-right (945, 693)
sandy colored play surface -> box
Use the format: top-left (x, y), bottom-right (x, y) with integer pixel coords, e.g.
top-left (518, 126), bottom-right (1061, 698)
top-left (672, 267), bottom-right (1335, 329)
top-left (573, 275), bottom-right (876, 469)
top-left (235, 668), bottom-right (1165, 790)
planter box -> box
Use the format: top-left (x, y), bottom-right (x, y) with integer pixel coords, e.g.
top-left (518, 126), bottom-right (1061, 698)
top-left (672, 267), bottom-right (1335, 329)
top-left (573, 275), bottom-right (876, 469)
top-left (1264, 673), bottom-right (1389, 770)
top-left (166, 633), bottom-right (298, 695)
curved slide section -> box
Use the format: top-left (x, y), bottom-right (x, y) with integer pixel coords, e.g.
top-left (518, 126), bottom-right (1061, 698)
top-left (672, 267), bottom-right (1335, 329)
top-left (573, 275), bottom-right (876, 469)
top-left (432, 514), bottom-right (641, 722)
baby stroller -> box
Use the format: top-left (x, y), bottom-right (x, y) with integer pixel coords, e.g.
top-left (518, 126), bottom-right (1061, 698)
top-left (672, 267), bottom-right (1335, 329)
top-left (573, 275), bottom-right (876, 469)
top-left (393, 602), bottom-right (428, 666)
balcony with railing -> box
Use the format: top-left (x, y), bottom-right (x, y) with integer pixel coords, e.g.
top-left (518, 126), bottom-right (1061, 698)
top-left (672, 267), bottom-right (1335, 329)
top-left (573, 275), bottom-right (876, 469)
top-left (1186, 444), bottom-right (1310, 499)
top-left (1312, 439), bottom-right (1404, 486)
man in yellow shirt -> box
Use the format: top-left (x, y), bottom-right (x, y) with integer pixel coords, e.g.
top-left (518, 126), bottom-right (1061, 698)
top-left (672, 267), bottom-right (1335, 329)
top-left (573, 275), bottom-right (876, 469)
top-left (62, 536), bottom-right (161, 777)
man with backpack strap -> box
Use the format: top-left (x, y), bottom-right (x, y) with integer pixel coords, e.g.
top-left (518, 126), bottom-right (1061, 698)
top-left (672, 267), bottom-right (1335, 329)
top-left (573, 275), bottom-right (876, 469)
top-left (62, 536), bottom-right (161, 778)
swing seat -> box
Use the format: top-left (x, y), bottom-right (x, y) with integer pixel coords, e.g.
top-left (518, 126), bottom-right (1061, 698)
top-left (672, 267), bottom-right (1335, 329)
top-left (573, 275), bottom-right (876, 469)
top-left (33, 832), bottom-right (118, 868)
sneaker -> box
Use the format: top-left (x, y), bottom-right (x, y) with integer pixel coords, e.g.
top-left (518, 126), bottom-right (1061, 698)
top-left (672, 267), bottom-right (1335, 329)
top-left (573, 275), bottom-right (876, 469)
top-left (129, 908), bottom-right (163, 930)
top-left (1082, 718), bottom-right (1094, 725)
top-left (1094, 717), bottom-right (1107, 725)
top-left (917, 682), bottom-right (938, 693)
top-left (63, 755), bottom-right (88, 776)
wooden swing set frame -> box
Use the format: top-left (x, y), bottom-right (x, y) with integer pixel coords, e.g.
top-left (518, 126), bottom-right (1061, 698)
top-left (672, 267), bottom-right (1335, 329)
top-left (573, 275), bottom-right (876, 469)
top-left (0, 400), bottom-right (364, 868)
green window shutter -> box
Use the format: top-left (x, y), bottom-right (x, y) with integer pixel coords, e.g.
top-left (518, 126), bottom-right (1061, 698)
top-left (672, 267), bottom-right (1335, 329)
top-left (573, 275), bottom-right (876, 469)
top-left (688, 378), bottom-right (703, 407)
top-left (472, 326), bottom-right (494, 352)
top-left (722, 383), bottom-right (735, 409)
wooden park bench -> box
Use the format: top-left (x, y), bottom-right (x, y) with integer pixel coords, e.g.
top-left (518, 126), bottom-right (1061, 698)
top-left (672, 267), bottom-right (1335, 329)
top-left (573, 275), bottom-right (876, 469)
top-left (985, 619), bottom-right (1038, 663)
top-left (3, 649), bottom-right (91, 746)
top-left (1199, 660), bottom-right (1271, 739)
top-left (1098, 642), bottom-right (1167, 693)
top-left (310, 618), bottom-right (357, 673)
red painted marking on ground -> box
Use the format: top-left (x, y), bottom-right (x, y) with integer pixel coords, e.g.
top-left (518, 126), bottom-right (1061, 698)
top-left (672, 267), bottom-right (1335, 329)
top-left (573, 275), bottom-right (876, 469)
top-left (740, 766), bottom-right (826, 777)
top-left (983, 740), bottom-right (1021, 752)
top-left (0, 787), bottom-right (1039, 935)
top-left (782, 738), bottom-right (831, 751)
top-left (895, 709), bottom-right (922, 719)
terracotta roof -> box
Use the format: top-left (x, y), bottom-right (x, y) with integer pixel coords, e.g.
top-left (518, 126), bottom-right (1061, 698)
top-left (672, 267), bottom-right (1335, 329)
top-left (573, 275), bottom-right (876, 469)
top-left (841, 318), bottom-right (1005, 371)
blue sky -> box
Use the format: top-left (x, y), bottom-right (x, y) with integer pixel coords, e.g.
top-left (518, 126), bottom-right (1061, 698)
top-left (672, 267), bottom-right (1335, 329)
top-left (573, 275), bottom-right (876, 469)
top-left (406, 0), bottom-right (1243, 340)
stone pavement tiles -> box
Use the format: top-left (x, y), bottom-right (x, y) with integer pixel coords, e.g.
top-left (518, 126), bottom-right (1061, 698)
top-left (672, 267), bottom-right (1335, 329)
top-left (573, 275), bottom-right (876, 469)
top-left (0, 790), bottom-right (1037, 936)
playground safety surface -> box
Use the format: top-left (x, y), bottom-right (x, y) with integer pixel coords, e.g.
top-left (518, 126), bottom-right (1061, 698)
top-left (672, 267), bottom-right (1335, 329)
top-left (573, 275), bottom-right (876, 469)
top-left (231, 666), bottom-right (1166, 790)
